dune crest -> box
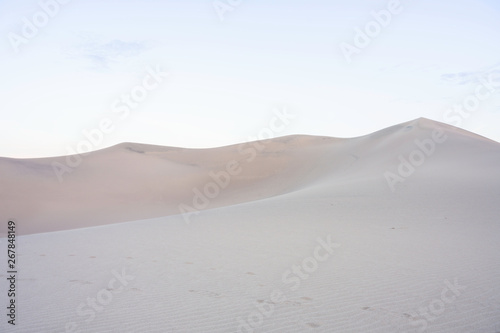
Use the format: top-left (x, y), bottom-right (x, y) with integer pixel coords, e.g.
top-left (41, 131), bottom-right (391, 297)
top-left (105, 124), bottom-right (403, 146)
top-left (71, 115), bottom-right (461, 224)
top-left (1, 118), bottom-right (499, 235)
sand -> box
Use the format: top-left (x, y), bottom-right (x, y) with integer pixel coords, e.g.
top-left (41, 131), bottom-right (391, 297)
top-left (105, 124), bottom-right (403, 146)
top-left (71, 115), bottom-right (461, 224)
top-left (1, 118), bottom-right (499, 332)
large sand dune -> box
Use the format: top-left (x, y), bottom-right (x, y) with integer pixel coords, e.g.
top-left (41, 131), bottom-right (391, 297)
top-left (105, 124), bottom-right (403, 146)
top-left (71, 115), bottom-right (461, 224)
top-left (1, 118), bottom-right (500, 332)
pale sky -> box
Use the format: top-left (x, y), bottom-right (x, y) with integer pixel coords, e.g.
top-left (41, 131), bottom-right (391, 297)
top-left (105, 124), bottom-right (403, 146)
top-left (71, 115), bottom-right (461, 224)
top-left (1, 0), bottom-right (499, 157)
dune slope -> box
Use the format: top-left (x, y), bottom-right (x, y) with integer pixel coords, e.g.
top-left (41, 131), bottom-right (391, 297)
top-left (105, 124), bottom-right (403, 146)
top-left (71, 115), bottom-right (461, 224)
top-left (1, 118), bottom-right (500, 332)
top-left (2, 117), bottom-right (498, 235)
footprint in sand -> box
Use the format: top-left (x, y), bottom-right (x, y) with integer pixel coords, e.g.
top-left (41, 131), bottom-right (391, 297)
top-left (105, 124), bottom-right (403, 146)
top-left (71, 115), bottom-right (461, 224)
top-left (70, 280), bottom-right (92, 285)
top-left (362, 306), bottom-right (411, 319)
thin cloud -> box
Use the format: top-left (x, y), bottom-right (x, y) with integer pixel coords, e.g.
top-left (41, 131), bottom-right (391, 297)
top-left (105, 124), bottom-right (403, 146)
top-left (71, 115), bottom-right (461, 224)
top-left (441, 63), bottom-right (500, 85)
top-left (64, 37), bottom-right (151, 70)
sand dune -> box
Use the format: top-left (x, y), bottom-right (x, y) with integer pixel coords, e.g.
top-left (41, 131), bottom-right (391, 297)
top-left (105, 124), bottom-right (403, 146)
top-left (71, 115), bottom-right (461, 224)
top-left (2, 117), bottom-right (498, 235)
top-left (1, 118), bottom-right (500, 332)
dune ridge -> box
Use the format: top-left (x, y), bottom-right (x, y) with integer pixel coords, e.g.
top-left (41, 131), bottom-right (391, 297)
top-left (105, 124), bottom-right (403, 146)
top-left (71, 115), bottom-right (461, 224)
top-left (1, 117), bottom-right (499, 235)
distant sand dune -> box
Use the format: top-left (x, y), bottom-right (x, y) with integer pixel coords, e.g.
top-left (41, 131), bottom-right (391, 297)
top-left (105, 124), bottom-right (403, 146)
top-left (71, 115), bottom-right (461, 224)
top-left (1, 117), bottom-right (499, 235)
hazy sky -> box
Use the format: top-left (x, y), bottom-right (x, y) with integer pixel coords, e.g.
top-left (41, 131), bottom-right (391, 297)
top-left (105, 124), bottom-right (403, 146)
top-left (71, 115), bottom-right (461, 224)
top-left (1, 0), bottom-right (499, 157)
